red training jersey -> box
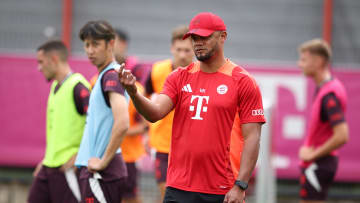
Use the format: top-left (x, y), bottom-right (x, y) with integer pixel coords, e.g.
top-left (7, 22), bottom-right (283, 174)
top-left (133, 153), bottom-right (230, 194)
top-left (161, 59), bottom-right (265, 194)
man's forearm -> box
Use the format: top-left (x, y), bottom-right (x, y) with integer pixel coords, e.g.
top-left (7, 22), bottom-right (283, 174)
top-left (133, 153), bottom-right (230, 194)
top-left (126, 123), bottom-right (147, 136)
top-left (312, 124), bottom-right (349, 160)
top-left (130, 91), bottom-right (165, 123)
top-left (101, 122), bottom-right (128, 167)
top-left (236, 133), bottom-right (260, 182)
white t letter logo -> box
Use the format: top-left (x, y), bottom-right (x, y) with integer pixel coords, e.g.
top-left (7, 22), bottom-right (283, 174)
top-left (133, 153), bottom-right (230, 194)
top-left (189, 95), bottom-right (209, 120)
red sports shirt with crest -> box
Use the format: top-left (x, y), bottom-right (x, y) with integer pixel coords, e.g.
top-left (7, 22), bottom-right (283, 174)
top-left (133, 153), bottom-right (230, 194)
top-left (161, 59), bottom-right (266, 194)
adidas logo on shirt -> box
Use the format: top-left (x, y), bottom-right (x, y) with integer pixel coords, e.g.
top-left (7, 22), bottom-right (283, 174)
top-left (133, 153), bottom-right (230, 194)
top-left (181, 84), bottom-right (192, 92)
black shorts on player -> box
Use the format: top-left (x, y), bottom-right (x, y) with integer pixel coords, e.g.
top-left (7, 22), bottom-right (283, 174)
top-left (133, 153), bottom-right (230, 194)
top-left (163, 187), bottom-right (225, 203)
top-left (155, 152), bottom-right (168, 183)
top-left (300, 155), bottom-right (338, 201)
top-left (122, 162), bottom-right (139, 198)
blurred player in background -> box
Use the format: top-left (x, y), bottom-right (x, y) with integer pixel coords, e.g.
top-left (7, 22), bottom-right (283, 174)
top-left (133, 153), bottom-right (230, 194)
top-left (28, 40), bottom-right (90, 203)
top-left (117, 29), bottom-right (148, 203)
top-left (113, 28), bottom-right (136, 69)
top-left (121, 82), bottom-right (148, 203)
top-left (119, 12), bottom-right (265, 203)
top-left (75, 20), bottom-right (129, 203)
top-left (90, 28), bottom-right (150, 87)
top-left (144, 25), bottom-right (194, 201)
top-left (298, 39), bottom-right (349, 203)
top-left (113, 28), bottom-right (151, 86)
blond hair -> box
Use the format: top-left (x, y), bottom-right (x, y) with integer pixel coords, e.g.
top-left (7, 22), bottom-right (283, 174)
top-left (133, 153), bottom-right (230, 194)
top-left (171, 25), bottom-right (189, 43)
top-left (298, 38), bottom-right (332, 62)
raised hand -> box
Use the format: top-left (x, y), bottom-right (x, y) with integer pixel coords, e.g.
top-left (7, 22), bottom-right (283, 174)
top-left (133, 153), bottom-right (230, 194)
top-left (116, 63), bottom-right (137, 96)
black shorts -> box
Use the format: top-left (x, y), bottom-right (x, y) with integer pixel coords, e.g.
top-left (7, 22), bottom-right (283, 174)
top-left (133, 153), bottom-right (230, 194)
top-left (122, 162), bottom-right (139, 198)
top-left (28, 166), bottom-right (79, 203)
top-left (300, 155), bottom-right (338, 201)
top-left (155, 152), bottom-right (168, 183)
top-left (79, 154), bottom-right (128, 203)
top-left (79, 169), bottom-right (125, 203)
top-left (163, 187), bottom-right (225, 203)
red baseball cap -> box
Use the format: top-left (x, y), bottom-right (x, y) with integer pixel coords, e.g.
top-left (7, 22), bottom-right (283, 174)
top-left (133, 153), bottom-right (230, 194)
top-left (183, 12), bottom-right (226, 40)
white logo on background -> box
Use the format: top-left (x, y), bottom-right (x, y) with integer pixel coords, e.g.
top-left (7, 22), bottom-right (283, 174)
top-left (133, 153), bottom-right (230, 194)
top-left (217, 84), bottom-right (228, 95)
top-left (189, 95), bottom-right (209, 120)
top-left (253, 73), bottom-right (307, 139)
top-left (181, 84), bottom-right (192, 92)
top-left (252, 109), bottom-right (264, 116)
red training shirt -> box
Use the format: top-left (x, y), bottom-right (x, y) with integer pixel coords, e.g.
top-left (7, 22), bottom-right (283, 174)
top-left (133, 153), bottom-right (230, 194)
top-left (161, 59), bottom-right (266, 194)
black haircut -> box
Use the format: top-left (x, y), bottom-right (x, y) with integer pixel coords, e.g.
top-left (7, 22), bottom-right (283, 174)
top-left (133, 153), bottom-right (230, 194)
top-left (79, 20), bottom-right (115, 42)
top-left (37, 40), bottom-right (68, 61)
top-left (114, 28), bottom-right (129, 42)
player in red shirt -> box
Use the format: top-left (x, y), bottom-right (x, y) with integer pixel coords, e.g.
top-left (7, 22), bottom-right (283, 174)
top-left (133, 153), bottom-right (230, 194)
top-left (119, 12), bottom-right (265, 203)
top-left (298, 39), bottom-right (349, 203)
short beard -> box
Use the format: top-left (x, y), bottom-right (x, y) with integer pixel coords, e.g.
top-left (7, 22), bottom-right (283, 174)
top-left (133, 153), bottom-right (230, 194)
top-left (195, 45), bottom-right (217, 62)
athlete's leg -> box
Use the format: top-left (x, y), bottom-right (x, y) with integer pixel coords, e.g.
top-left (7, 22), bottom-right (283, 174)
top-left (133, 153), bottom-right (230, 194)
top-left (158, 182), bottom-right (167, 202)
top-left (123, 198), bottom-right (142, 203)
top-left (155, 152), bottom-right (169, 202)
top-left (122, 162), bottom-right (142, 203)
top-left (300, 200), bottom-right (324, 203)
top-left (27, 166), bottom-right (51, 203)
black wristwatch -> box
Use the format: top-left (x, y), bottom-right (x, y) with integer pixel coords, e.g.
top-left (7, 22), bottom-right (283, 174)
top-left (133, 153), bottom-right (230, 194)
top-left (234, 180), bottom-right (248, 190)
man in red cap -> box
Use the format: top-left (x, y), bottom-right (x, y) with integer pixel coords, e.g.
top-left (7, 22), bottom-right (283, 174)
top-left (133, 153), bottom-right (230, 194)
top-left (119, 12), bottom-right (265, 203)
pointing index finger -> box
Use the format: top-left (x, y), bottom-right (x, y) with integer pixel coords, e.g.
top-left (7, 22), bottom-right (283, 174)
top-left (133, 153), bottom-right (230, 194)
top-left (116, 63), bottom-right (126, 75)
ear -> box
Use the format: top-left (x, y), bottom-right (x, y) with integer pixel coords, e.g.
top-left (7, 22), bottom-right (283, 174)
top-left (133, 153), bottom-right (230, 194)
top-left (314, 55), bottom-right (326, 68)
top-left (108, 39), bottom-right (115, 49)
top-left (49, 52), bottom-right (59, 64)
top-left (220, 31), bottom-right (227, 43)
top-left (170, 42), bottom-right (175, 54)
top-left (123, 41), bottom-right (128, 48)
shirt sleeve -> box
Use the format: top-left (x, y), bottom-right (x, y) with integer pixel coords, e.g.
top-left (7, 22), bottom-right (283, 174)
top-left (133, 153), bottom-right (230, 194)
top-left (101, 70), bottom-right (125, 107)
top-left (73, 82), bottom-right (90, 115)
top-left (320, 92), bottom-right (345, 127)
top-left (160, 70), bottom-right (179, 106)
top-left (238, 76), bottom-right (266, 124)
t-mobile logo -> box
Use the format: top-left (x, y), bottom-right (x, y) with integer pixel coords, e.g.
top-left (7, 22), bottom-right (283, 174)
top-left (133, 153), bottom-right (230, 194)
top-left (189, 95), bottom-right (209, 120)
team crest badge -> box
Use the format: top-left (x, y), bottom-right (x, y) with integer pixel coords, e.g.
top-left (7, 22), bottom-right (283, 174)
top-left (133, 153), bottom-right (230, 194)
top-left (217, 84), bottom-right (228, 95)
